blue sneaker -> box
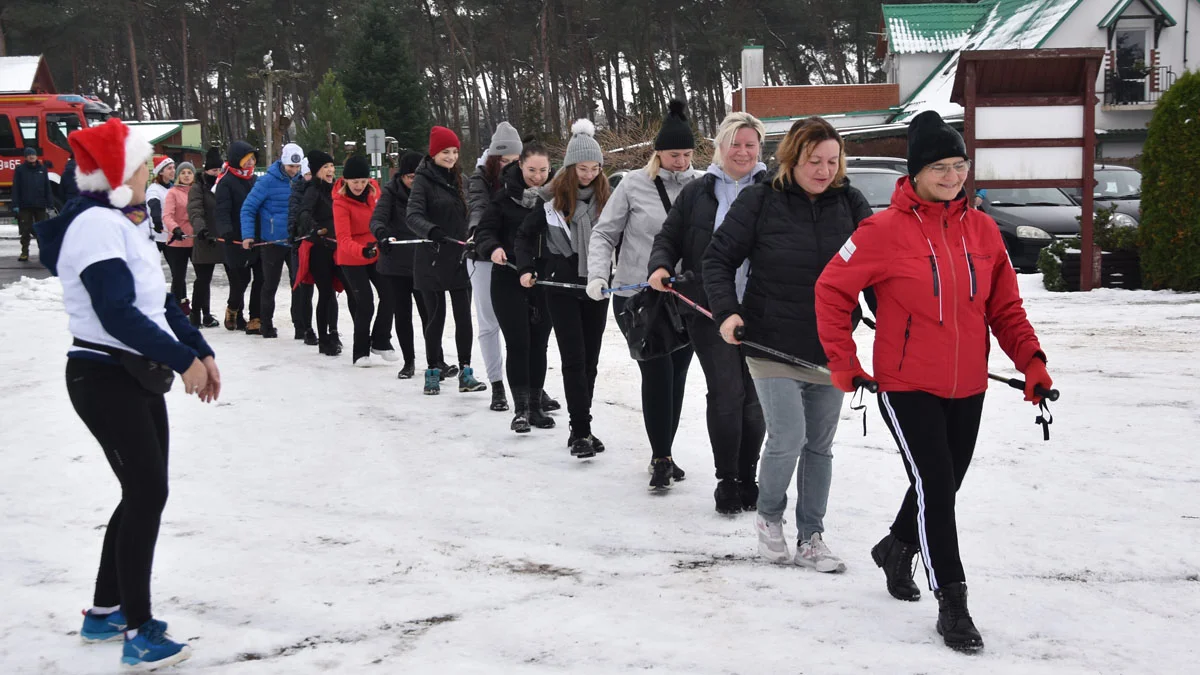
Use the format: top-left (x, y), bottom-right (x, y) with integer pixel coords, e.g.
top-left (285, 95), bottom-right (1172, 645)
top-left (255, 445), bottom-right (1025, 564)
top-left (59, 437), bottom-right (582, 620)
top-left (81, 608), bottom-right (127, 643)
top-left (122, 618), bottom-right (191, 671)
top-left (458, 366), bottom-right (487, 392)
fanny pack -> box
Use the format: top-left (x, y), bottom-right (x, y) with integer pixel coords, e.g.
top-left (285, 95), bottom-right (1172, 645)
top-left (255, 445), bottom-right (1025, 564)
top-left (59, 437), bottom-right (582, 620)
top-left (73, 338), bottom-right (176, 394)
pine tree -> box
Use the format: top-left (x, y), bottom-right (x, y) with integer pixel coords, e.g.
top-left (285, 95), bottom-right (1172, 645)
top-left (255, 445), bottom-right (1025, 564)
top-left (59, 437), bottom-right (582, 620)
top-left (338, 0), bottom-right (431, 153)
top-left (296, 70), bottom-right (357, 161)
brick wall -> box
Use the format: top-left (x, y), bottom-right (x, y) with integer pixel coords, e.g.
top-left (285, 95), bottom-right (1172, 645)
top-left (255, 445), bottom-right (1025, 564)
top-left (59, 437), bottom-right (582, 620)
top-left (731, 84), bottom-right (900, 118)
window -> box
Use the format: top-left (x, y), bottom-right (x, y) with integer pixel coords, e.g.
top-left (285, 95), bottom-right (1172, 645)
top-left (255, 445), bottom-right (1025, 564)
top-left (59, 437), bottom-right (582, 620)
top-left (17, 116), bottom-right (39, 151)
top-left (46, 113), bottom-right (83, 153)
top-left (986, 188), bottom-right (1076, 207)
top-left (846, 171), bottom-right (903, 208)
top-left (0, 115), bottom-right (18, 154)
top-left (1094, 170), bottom-right (1142, 199)
top-left (1115, 29), bottom-right (1148, 79)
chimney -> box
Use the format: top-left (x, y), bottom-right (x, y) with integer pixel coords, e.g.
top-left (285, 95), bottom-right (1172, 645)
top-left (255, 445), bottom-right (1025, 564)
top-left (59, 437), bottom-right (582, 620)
top-left (741, 44), bottom-right (764, 114)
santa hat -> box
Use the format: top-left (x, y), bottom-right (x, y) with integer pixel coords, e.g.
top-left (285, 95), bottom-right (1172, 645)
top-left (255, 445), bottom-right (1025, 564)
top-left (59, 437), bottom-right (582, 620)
top-left (69, 118), bottom-right (154, 208)
top-left (151, 154), bottom-right (175, 177)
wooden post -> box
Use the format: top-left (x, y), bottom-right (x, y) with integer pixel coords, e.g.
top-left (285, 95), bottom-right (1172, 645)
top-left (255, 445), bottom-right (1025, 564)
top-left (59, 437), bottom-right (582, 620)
top-left (1081, 59), bottom-right (1099, 291)
top-left (263, 69), bottom-right (274, 164)
top-left (964, 61), bottom-right (977, 202)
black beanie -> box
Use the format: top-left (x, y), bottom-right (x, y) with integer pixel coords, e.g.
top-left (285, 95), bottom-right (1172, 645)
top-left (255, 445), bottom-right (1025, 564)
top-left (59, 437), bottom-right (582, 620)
top-left (654, 100), bottom-right (695, 151)
top-left (343, 154), bottom-right (371, 179)
top-left (907, 111), bottom-right (968, 178)
top-left (398, 151), bottom-right (423, 176)
top-left (307, 150), bottom-right (335, 174)
top-left (204, 146), bottom-right (224, 171)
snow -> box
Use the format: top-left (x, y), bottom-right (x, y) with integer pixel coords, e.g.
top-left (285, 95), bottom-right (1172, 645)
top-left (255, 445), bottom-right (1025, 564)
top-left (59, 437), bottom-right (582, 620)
top-left (886, 18), bottom-right (975, 55)
top-left (1, 271), bottom-right (1199, 673)
top-left (0, 55), bottom-right (42, 94)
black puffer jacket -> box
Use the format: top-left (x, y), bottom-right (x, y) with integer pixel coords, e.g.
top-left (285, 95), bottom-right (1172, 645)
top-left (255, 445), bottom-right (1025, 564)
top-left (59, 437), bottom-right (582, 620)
top-left (187, 176), bottom-right (224, 265)
top-left (214, 173), bottom-right (255, 240)
top-left (475, 162), bottom-right (548, 264)
top-left (297, 178), bottom-right (335, 249)
top-left (702, 177), bottom-right (872, 366)
top-left (405, 158), bottom-right (470, 292)
top-left (647, 170), bottom-right (767, 311)
top-left (287, 175), bottom-right (309, 240)
top-left (369, 173), bottom-right (421, 276)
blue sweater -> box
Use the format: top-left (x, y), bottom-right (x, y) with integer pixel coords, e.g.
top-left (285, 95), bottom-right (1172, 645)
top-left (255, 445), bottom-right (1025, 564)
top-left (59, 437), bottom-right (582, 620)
top-left (240, 161), bottom-right (294, 245)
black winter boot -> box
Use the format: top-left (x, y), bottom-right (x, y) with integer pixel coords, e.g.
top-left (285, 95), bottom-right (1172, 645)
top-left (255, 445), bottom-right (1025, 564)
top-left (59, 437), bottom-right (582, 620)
top-left (490, 381), bottom-right (510, 412)
top-left (541, 390), bottom-right (561, 412)
top-left (871, 533), bottom-right (922, 602)
top-left (739, 480), bottom-right (758, 511)
top-left (935, 582), bottom-right (984, 653)
top-left (189, 310), bottom-right (202, 328)
top-left (260, 320), bottom-right (278, 338)
top-left (528, 389), bottom-right (556, 429)
top-left (714, 479), bottom-right (742, 514)
top-left (510, 388), bottom-right (531, 434)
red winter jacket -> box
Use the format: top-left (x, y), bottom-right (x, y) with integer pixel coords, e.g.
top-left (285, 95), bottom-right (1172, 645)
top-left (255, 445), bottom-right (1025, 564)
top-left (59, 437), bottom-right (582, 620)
top-left (815, 176), bottom-right (1043, 399)
top-left (333, 178), bottom-right (382, 266)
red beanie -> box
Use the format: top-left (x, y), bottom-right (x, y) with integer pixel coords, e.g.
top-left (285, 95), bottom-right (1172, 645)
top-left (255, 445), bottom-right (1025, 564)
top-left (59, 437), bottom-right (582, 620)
top-left (429, 126), bottom-right (461, 157)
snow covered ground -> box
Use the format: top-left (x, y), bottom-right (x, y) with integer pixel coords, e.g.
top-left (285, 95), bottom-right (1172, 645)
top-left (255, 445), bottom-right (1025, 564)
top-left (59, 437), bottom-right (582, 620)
top-left (1, 271), bottom-right (1198, 674)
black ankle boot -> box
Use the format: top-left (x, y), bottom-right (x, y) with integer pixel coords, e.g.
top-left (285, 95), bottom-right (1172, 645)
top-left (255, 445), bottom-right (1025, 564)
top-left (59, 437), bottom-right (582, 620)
top-left (490, 381), bottom-right (509, 411)
top-left (510, 388), bottom-right (531, 433)
top-left (934, 582), bottom-right (984, 653)
top-left (189, 310), bottom-right (202, 328)
top-left (871, 533), bottom-right (922, 601)
top-left (528, 389), bottom-right (556, 429)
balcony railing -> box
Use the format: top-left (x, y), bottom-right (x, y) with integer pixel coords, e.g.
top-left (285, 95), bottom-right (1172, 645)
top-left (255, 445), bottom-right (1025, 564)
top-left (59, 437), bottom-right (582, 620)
top-left (1104, 66), bottom-right (1177, 106)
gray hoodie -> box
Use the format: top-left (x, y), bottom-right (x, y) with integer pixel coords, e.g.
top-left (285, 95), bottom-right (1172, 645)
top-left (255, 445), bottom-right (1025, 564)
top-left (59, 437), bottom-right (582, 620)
top-left (709, 161), bottom-right (767, 300)
top-left (587, 166), bottom-right (699, 297)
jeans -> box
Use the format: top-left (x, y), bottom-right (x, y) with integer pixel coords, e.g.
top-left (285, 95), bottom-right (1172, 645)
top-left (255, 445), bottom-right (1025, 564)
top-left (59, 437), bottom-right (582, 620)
top-left (258, 244), bottom-right (293, 327)
top-left (687, 312), bottom-right (765, 481)
top-left (378, 274), bottom-right (429, 364)
top-left (753, 377), bottom-right (845, 540)
top-left (469, 259), bottom-right (504, 383)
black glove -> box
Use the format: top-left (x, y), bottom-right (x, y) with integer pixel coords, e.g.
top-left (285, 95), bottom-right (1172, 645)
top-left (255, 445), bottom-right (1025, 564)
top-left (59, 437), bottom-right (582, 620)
top-left (169, 227), bottom-right (185, 244)
top-left (377, 238), bottom-right (392, 252)
top-left (362, 244), bottom-right (378, 260)
top-left (196, 229), bottom-right (210, 242)
top-left (427, 227), bottom-right (447, 242)
top-left (464, 238), bottom-right (478, 258)
top-left (153, 223), bottom-right (164, 233)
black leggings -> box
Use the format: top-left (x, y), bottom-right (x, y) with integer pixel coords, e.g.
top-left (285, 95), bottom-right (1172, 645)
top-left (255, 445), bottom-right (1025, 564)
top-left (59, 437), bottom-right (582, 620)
top-left (290, 248), bottom-right (314, 334)
top-left (308, 245), bottom-right (355, 340)
top-left (687, 312), bottom-right (765, 481)
top-left (613, 295), bottom-right (693, 459)
top-left (546, 288), bottom-right (607, 435)
top-left (258, 244), bottom-right (293, 326)
top-left (421, 288), bottom-right (473, 368)
top-left (163, 247), bottom-right (191, 301)
top-left (66, 358), bottom-right (170, 631)
top-left (342, 264), bottom-right (394, 361)
top-left (878, 390), bottom-right (985, 590)
top-left (223, 244), bottom-right (263, 318)
top-left (491, 266), bottom-right (551, 392)
top-left (192, 263), bottom-right (216, 315)
top-left (378, 274), bottom-right (429, 364)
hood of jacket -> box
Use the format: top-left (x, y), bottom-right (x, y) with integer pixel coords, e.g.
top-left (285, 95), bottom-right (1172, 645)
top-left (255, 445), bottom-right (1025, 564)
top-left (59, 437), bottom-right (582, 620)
top-left (32, 197), bottom-right (109, 276)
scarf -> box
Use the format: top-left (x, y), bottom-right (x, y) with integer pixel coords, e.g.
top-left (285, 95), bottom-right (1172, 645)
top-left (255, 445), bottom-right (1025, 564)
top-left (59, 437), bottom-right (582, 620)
top-left (211, 162), bottom-right (255, 193)
top-left (543, 186), bottom-right (596, 276)
top-left (79, 190), bottom-right (150, 226)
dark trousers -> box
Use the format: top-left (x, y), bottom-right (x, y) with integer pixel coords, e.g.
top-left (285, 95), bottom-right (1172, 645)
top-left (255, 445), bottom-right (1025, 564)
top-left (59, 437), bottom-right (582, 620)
top-left (378, 274), bottom-right (429, 364)
top-left (421, 288), bottom-right (474, 368)
top-left (491, 266), bottom-right (551, 392)
top-left (342, 264), bottom-right (394, 361)
top-left (163, 246), bottom-right (191, 301)
top-left (878, 391), bottom-right (986, 590)
top-left (17, 208), bottom-right (47, 254)
top-left (613, 295), bottom-right (693, 460)
top-left (290, 248), bottom-right (314, 335)
top-left (66, 359), bottom-right (170, 631)
top-left (258, 245), bottom-right (294, 327)
top-left (192, 263), bottom-right (215, 315)
top-left (546, 289), bottom-right (608, 435)
top-left (222, 243), bottom-right (263, 318)
top-left (308, 245), bottom-right (353, 340)
top-left (687, 312), bottom-right (765, 481)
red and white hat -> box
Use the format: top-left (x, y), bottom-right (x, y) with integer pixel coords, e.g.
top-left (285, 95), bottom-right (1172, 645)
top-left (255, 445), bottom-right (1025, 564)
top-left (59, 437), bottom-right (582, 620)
top-left (151, 154), bottom-right (175, 177)
top-left (69, 118), bottom-right (154, 208)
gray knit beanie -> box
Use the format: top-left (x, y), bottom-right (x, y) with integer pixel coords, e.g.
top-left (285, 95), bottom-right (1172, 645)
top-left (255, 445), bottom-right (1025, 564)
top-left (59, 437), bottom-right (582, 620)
top-left (176, 161), bottom-right (196, 176)
top-left (488, 121), bottom-right (523, 156)
top-left (562, 119), bottom-right (603, 168)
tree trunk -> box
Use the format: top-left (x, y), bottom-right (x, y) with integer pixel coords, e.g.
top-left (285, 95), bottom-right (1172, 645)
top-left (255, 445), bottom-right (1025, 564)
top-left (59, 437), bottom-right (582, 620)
top-left (126, 18), bottom-right (144, 121)
top-left (668, 14), bottom-right (686, 103)
top-left (180, 7), bottom-right (192, 117)
top-left (0, 17), bottom-right (8, 57)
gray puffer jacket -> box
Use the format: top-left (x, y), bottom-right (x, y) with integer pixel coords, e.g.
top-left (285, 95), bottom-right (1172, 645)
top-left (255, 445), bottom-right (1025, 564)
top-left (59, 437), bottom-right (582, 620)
top-left (587, 167), bottom-right (699, 297)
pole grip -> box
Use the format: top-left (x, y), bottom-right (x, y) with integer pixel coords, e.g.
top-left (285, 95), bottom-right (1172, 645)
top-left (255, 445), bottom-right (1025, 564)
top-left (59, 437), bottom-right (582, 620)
top-left (733, 325), bottom-right (745, 340)
top-left (853, 377), bottom-right (879, 394)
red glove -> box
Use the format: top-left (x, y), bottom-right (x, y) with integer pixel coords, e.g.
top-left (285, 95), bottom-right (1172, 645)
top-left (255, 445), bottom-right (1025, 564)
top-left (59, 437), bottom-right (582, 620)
top-left (1022, 357), bottom-right (1053, 404)
top-left (830, 366), bottom-right (872, 393)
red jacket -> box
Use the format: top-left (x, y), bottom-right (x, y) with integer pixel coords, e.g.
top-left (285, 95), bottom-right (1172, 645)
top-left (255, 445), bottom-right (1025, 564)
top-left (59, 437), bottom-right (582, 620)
top-left (333, 178), bottom-right (381, 266)
top-left (815, 176), bottom-right (1043, 399)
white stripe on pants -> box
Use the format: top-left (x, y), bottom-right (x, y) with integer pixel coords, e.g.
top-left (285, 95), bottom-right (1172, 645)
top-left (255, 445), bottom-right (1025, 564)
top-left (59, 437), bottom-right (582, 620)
top-left (881, 392), bottom-right (939, 590)
top-left (469, 259), bottom-right (504, 383)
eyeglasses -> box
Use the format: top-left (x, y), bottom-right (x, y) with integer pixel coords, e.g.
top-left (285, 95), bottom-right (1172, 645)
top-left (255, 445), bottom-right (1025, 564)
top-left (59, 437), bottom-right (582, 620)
top-left (927, 160), bottom-right (972, 176)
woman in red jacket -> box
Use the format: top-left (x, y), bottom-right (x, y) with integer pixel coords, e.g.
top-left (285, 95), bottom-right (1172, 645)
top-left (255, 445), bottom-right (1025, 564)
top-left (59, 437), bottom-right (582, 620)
top-left (333, 155), bottom-right (392, 367)
top-left (814, 111), bottom-right (1053, 653)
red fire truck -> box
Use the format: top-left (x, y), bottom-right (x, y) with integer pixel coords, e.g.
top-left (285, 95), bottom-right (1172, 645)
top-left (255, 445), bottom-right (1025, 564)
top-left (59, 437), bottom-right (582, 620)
top-left (1, 94), bottom-right (112, 213)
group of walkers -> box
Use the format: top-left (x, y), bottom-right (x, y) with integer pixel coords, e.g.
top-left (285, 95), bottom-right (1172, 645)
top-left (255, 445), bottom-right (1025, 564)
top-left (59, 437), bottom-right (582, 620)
top-left (35, 99), bottom-right (1056, 669)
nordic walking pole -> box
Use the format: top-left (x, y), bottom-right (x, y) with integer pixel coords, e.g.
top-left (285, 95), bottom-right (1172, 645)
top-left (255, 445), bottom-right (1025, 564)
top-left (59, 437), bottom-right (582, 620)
top-left (602, 278), bottom-right (686, 294)
top-left (988, 373), bottom-right (1060, 401)
top-left (504, 262), bottom-right (590, 291)
top-left (385, 237), bottom-right (434, 245)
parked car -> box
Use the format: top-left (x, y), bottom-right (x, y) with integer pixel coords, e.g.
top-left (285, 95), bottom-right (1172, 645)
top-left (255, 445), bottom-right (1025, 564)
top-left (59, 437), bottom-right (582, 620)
top-left (608, 169), bottom-right (628, 189)
top-left (980, 187), bottom-right (1082, 272)
top-left (1065, 164), bottom-right (1141, 227)
top-left (846, 156), bottom-right (908, 173)
top-left (845, 166), bottom-right (904, 213)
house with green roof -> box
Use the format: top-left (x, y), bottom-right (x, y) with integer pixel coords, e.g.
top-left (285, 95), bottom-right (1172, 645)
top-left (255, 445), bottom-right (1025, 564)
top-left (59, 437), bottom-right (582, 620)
top-left (880, 0), bottom-right (1200, 157)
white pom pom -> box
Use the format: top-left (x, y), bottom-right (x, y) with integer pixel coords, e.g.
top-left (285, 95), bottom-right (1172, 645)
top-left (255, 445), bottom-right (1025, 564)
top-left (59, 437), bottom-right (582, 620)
top-left (110, 185), bottom-right (133, 209)
top-left (571, 118), bottom-right (596, 137)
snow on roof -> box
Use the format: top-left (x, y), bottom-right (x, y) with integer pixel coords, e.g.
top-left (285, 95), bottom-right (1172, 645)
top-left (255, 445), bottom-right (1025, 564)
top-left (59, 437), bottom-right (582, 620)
top-left (123, 120), bottom-right (185, 144)
top-left (0, 56), bottom-right (44, 94)
top-left (892, 0), bottom-right (1084, 123)
top-left (883, 3), bottom-right (990, 54)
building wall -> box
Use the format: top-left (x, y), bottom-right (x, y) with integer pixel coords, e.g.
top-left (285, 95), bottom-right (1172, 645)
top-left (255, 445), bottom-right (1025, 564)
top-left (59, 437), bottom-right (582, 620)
top-left (891, 52), bottom-right (949, 102)
top-left (732, 84), bottom-right (900, 119)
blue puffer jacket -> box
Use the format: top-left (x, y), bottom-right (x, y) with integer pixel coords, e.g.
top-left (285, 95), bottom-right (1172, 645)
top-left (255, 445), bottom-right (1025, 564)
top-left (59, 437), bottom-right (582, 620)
top-left (240, 160), bottom-right (293, 246)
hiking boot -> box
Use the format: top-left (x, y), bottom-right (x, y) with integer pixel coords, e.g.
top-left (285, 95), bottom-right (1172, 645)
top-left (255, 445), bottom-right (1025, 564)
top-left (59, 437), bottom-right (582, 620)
top-left (871, 533), bottom-right (922, 601)
top-left (245, 318), bottom-right (261, 335)
top-left (714, 479), bottom-right (742, 515)
top-left (528, 389), bottom-right (555, 429)
top-left (201, 312), bottom-right (220, 328)
top-left (755, 514), bottom-right (790, 563)
top-left (397, 362), bottom-right (416, 379)
top-left (18, 251), bottom-right (29, 262)
top-left (570, 436), bottom-right (595, 458)
top-left (649, 457), bottom-right (675, 490)
top-left (224, 307), bottom-right (237, 331)
top-left (795, 533), bottom-right (847, 573)
top-left (458, 366), bottom-right (487, 392)
top-left (935, 582), bottom-right (984, 653)
top-left (511, 387), bottom-right (531, 433)
top-left (739, 480), bottom-right (758, 512)
top-left (424, 368), bottom-right (441, 395)
top-left (304, 329), bottom-right (319, 345)
top-left (490, 382), bottom-right (509, 411)
top-left (541, 390), bottom-right (561, 412)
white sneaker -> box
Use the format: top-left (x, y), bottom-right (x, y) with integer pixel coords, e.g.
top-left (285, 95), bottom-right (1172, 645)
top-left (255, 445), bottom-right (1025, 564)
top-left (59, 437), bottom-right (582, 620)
top-left (353, 355), bottom-right (372, 368)
top-left (755, 514), bottom-right (791, 563)
top-left (795, 532), bottom-right (847, 573)
top-left (371, 348), bottom-right (400, 362)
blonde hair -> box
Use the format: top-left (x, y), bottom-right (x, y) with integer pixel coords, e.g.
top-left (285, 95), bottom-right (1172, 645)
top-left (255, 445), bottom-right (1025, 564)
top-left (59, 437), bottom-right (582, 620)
top-left (337, 179), bottom-right (379, 199)
top-left (712, 112), bottom-right (766, 167)
top-left (772, 116), bottom-right (846, 192)
top-left (642, 153), bottom-right (662, 179)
